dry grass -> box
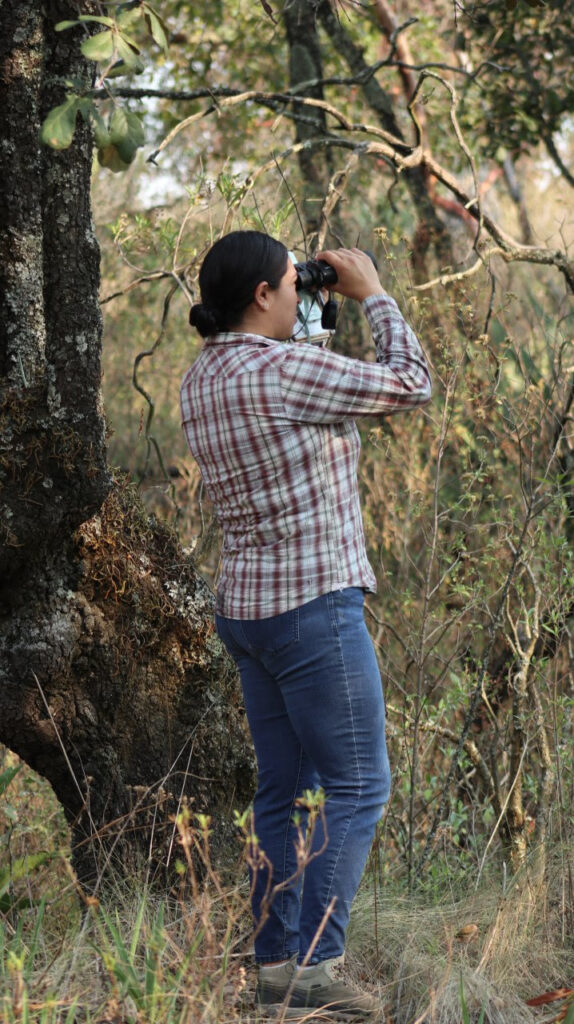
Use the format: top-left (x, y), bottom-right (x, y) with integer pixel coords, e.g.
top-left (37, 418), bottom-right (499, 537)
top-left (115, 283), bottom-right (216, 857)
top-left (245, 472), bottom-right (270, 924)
top-left (348, 846), bottom-right (574, 1024)
top-left (1, 750), bottom-right (573, 1023)
top-left (3, 853), bottom-right (572, 1023)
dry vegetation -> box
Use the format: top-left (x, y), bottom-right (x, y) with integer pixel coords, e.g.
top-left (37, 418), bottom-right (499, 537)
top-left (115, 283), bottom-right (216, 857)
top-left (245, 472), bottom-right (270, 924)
top-left (1, 742), bottom-right (573, 1023)
top-left (3, 191), bottom-right (572, 1019)
top-left (2, 0), bottom-right (573, 1020)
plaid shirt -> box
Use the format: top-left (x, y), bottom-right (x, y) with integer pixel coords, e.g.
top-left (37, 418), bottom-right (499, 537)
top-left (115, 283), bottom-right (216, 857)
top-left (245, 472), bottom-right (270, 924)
top-left (180, 293), bottom-right (431, 619)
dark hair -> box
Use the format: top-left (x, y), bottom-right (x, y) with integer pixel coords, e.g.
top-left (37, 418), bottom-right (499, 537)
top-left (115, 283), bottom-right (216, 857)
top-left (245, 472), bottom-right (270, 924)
top-left (189, 230), bottom-right (289, 337)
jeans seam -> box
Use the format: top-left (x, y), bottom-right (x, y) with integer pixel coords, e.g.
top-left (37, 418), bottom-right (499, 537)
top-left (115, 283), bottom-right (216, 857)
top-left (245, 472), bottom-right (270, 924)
top-left (313, 611), bottom-right (363, 958)
top-left (278, 742), bottom-right (305, 956)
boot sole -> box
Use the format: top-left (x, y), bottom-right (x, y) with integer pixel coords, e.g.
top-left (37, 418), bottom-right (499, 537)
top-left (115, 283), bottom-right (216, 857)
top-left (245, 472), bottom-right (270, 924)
top-left (256, 1004), bottom-right (379, 1022)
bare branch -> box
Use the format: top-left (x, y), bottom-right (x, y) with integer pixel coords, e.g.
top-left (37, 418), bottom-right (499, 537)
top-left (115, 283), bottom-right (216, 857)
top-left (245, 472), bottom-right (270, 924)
top-left (371, 2), bottom-right (422, 114)
top-left (100, 270), bottom-right (176, 304)
top-left (253, 127), bottom-right (574, 290)
top-left (409, 70), bottom-right (481, 241)
top-left (315, 152), bottom-right (360, 250)
top-left (96, 76), bottom-right (571, 292)
top-left (412, 255), bottom-right (493, 291)
top-left (542, 131), bottom-right (574, 189)
top-left (132, 279), bottom-right (180, 483)
top-left (420, 148), bottom-right (574, 292)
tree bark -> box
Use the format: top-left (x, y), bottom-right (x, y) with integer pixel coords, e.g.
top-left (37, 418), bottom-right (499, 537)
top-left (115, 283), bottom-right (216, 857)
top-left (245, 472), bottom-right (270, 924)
top-left (0, 0), bottom-right (254, 890)
top-left (283, 0), bottom-right (336, 244)
top-left (0, 0), bottom-right (109, 569)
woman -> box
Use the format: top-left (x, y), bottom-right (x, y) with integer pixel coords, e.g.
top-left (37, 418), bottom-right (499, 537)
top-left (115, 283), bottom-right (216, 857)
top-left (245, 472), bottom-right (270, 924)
top-left (181, 230), bottom-right (431, 1019)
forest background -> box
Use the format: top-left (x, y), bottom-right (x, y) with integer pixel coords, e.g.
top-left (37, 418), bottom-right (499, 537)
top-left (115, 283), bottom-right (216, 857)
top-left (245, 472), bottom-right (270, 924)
top-left (1, 0), bottom-right (573, 1022)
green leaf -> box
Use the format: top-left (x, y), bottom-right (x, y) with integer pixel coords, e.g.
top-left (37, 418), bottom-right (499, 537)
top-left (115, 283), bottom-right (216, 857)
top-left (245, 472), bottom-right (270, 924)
top-left (116, 33), bottom-right (142, 69)
top-left (0, 764), bottom-right (21, 798)
top-left (115, 138), bottom-right (140, 165)
top-left (98, 109), bottom-right (143, 170)
top-left (81, 30), bottom-right (115, 63)
top-left (109, 109), bottom-right (144, 149)
top-left (92, 123), bottom-right (111, 148)
top-left (40, 96), bottom-right (80, 150)
top-left (97, 144), bottom-right (133, 173)
top-left (77, 15), bottom-right (116, 27)
top-left (124, 112), bottom-right (144, 147)
top-left (104, 56), bottom-right (145, 78)
top-left (0, 853), bottom-right (51, 898)
top-left (87, 107), bottom-right (112, 148)
top-left (109, 107), bottom-right (130, 144)
top-left (143, 4), bottom-right (169, 53)
top-left (117, 7), bottom-right (143, 33)
top-left (57, 14), bottom-right (116, 32)
top-left (116, 26), bottom-right (141, 51)
top-left (74, 95), bottom-right (112, 148)
top-left (55, 20), bottom-right (82, 31)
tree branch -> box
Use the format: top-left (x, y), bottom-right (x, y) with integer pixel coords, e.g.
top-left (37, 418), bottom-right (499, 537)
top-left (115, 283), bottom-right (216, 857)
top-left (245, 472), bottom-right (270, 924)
top-left (371, 2), bottom-right (421, 110)
top-left (95, 84), bottom-right (572, 292)
top-left (244, 126), bottom-right (574, 292)
top-left (542, 131), bottom-right (574, 189)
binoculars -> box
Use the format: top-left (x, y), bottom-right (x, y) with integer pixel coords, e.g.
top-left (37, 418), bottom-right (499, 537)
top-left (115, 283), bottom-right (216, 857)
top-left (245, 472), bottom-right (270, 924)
top-left (293, 251), bottom-right (378, 292)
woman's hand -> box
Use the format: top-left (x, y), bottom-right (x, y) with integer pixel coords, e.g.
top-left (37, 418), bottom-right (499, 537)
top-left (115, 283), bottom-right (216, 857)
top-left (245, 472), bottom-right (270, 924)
top-left (315, 247), bottom-right (385, 302)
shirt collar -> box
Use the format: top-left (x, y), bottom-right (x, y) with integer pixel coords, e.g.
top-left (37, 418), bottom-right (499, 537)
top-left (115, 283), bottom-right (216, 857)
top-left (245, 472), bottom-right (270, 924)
top-left (204, 331), bottom-right (282, 347)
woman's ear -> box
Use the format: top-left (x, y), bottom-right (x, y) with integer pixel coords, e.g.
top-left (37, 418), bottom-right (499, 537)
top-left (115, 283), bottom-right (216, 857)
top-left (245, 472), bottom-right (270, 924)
top-left (253, 280), bottom-right (270, 310)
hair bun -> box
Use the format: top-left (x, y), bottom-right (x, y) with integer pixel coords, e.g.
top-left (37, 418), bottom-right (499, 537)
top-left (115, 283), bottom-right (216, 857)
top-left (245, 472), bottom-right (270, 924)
top-left (189, 302), bottom-right (220, 337)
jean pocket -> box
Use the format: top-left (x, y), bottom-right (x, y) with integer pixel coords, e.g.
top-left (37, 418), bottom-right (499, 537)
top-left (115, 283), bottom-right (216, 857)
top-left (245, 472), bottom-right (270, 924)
top-left (238, 606), bottom-right (300, 655)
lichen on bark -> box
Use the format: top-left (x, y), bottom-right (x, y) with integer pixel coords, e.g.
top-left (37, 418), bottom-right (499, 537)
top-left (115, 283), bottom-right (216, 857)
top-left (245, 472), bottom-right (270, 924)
top-left (0, 0), bottom-right (254, 890)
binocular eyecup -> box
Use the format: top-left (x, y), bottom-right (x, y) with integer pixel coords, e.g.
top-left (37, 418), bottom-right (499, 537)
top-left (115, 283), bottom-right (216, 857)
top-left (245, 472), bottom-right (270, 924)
top-left (294, 259), bottom-right (338, 292)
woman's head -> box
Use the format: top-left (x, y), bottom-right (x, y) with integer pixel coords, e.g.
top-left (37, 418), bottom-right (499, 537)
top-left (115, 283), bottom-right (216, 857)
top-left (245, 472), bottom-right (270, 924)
top-left (189, 230), bottom-right (291, 338)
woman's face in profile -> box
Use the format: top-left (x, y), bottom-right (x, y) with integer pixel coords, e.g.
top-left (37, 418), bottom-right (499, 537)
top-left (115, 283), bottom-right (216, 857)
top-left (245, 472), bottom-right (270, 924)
top-left (264, 259), bottom-right (300, 340)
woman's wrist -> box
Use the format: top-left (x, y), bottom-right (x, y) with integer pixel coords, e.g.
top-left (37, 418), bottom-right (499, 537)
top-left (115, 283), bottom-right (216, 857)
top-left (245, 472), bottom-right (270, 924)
top-left (356, 287), bottom-right (386, 303)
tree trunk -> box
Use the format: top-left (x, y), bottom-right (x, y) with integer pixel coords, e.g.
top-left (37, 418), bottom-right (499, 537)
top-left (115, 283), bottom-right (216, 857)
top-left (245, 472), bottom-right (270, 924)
top-left (283, 0), bottom-right (334, 243)
top-left (0, 0), bottom-right (254, 890)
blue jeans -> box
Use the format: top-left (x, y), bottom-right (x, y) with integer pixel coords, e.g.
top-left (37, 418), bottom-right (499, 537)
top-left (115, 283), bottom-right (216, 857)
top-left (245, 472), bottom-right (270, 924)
top-left (216, 587), bottom-right (390, 965)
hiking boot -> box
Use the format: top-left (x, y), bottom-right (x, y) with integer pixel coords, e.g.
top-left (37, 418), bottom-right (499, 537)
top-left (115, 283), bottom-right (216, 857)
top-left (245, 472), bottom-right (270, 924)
top-left (288, 958), bottom-right (382, 1019)
top-left (256, 956), bottom-right (298, 1007)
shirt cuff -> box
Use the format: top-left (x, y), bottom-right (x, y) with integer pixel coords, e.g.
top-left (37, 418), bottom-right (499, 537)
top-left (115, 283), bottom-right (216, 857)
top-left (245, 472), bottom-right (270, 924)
top-left (362, 292), bottom-right (397, 315)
